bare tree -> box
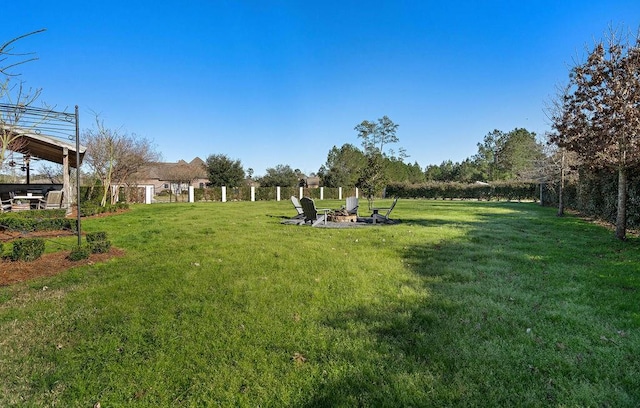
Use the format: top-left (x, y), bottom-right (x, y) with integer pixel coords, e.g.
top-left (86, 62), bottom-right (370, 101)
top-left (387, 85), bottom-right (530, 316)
top-left (0, 29), bottom-right (47, 165)
top-left (549, 27), bottom-right (640, 239)
top-left (84, 116), bottom-right (160, 206)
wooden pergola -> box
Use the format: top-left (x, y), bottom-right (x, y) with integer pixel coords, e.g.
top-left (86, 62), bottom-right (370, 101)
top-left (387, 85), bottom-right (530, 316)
top-left (2, 124), bottom-right (86, 208)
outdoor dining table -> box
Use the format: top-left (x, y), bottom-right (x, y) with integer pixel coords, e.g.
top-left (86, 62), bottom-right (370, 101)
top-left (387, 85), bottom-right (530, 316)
top-left (12, 194), bottom-right (44, 210)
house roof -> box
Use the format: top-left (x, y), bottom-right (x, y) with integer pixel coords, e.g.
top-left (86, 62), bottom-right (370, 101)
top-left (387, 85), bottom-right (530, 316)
top-left (138, 157), bottom-right (207, 180)
top-left (1, 124), bottom-right (86, 168)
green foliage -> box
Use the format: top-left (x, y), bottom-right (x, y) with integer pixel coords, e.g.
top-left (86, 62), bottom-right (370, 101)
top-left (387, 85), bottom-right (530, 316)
top-left (258, 164), bottom-right (299, 187)
top-left (79, 202), bottom-right (128, 217)
top-left (318, 144), bottom-right (366, 187)
top-left (543, 166), bottom-right (640, 229)
top-left (0, 210), bottom-right (76, 232)
top-left (86, 231), bottom-right (108, 243)
top-left (205, 154), bottom-right (245, 187)
top-left (387, 181), bottom-right (538, 201)
top-left (431, 128), bottom-right (545, 183)
top-left (86, 232), bottom-right (111, 254)
top-left (67, 245), bottom-right (91, 261)
top-left (80, 185), bottom-right (106, 205)
top-left (11, 238), bottom-right (45, 261)
top-left (357, 152), bottom-right (387, 201)
top-left (355, 115), bottom-right (400, 155)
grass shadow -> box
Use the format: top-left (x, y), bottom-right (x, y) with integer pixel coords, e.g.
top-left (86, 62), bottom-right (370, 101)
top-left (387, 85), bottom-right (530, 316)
top-left (304, 203), bottom-right (640, 406)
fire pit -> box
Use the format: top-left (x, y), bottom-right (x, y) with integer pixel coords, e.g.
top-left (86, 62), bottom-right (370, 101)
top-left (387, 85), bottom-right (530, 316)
top-left (327, 209), bottom-right (357, 223)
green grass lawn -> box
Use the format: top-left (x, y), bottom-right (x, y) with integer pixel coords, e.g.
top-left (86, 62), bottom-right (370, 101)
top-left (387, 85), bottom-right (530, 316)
top-left (1, 199), bottom-right (639, 407)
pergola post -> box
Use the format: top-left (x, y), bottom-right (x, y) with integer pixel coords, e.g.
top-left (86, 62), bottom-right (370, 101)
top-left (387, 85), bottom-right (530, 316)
top-left (62, 147), bottom-right (71, 210)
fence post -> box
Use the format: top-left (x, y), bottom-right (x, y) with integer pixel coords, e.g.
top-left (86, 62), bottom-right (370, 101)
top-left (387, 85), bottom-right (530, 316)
top-left (355, 187), bottom-right (359, 198)
top-left (188, 186), bottom-right (194, 203)
top-left (276, 186), bottom-right (281, 201)
top-left (221, 186), bottom-right (227, 202)
top-left (339, 187), bottom-right (343, 200)
top-left (299, 187), bottom-right (303, 199)
top-left (145, 185), bottom-right (153, 204)
top-left (251, 186), bottom-right (255, 202)
top-left (320, 186), bottom-right (324, 200)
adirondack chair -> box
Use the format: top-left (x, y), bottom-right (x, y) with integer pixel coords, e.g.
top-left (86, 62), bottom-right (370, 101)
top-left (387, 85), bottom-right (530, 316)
top-left (1, 197), bottom-right (11, 212)
top-left (344, 196), bottom-right (359, 215)
top-left (290, 196), bottom-right (305, 219)
top-left (371, 197), bottom-right (398, 223)
top-left (38, 190), bottom-right (64, 209)
top-left (300, 197), bottom-right (330, 227)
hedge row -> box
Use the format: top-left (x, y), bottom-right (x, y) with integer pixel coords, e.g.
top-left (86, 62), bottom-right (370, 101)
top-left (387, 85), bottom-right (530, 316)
top-left (542, 168), bottom-right (640, 229)
top-left (0, 210), bottom-right (77, 233)
top-left (386, 181), bottom-right (539, 201)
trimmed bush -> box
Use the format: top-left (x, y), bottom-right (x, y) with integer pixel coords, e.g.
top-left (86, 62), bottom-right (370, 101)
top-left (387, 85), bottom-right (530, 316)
top-left (86, 231), bottom-right (108, 243)
top-left (68, 245), bottom-right (91, 261)
top-left (86, 231), bottom-right (111, 254)
top-left (11, 238), bottom-right (45, 261)
top-left (0, 210), bottom-right (75, 233)
top-left (79, 202), bottom-right (128, 217)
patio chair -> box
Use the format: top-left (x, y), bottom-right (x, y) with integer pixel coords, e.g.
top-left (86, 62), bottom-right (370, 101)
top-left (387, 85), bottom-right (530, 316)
top-left (300, 197), bottom-right (330, 227)
top-left (290, 195), bottom-right (305, 219)
top-left (371, 197), bottom-right (398, 223)
top-left (38, 190), bottom-right (64, 209)
top-left (1, 197), bottom-right (11, 213)
top-left (344, 196), bottom-right (359, 215)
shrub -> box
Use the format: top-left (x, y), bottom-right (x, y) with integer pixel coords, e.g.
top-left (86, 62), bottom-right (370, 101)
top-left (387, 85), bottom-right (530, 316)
top-left (11, 238), bottom-right (45, 261)
top-left (89, 241), bottom-right (111, 254)
top-left (86, 231), bottom-right (108, 243)
top-left (79, 203), bottom-right (128, 217)
top-left (68, 245), bottom-right (91, 261)
top-left (0, 210), bottom-right (74, 233)
top-left (86, 231), bottom-right (111, 254)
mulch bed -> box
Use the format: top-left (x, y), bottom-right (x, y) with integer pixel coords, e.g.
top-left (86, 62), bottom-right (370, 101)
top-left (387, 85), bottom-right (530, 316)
top-left (0, 246), bottom-right (125, 286)
top-left (1, 210), bottom-right (129, 287)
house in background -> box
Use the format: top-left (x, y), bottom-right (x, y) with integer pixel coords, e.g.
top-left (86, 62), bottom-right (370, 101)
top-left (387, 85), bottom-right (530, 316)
top-left (134, 157), bottom-right (208, 195)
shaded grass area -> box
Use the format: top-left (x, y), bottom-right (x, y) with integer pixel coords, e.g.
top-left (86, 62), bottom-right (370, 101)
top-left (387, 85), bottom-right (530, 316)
top-left (0, 200), bottom-right (638, 406)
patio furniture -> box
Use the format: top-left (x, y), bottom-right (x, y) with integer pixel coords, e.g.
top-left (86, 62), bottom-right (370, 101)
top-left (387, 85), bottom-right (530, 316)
top-left (371, 197), bottom-right (398, 223)
top-left (300, 197), bottom-right (331, 227)
top-left (290, 196), bottom-right (305, 220)
top-left (38, 190), bottom-right (64, 209)
top-left (344, 196), bottom-right (359, 215)
top-left (11, 194), bottom-right (44, 211)
top-left (1, 197), bottom-right (11, 213)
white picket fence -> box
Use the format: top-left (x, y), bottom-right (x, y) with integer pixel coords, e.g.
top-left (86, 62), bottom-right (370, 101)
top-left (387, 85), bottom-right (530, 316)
top-left (141, 185), bottom-right (359, 204)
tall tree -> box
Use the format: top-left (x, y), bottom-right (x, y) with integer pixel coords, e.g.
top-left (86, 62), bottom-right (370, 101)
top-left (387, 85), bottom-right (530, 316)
top-left (354, 115), bottom-right (399, 155)
top-left (472, 128), bottom-right (543, 181)
top-left (549, 28), bottom-right (640, 239)
top-left (258, 164), bottom-right (298, 187)
top-left (84, 117), bottom-right (160, 206)
top-left (205, 154), bottom-right (244, 187)
top-left (473, 130), bottom-right (505, 181)
top-left (357, 152), bottom-right (386, 207)
top-left (354, 116), bottom-right (400, 204)
top-left (317, 143), bottom-right (366, 187)
top-left (498, 128), bottom-right (544, 180)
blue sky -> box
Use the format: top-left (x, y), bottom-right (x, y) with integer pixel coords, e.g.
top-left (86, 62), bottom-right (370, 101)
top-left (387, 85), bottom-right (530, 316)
top-left (3, 1), bottom-right (640, 177)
